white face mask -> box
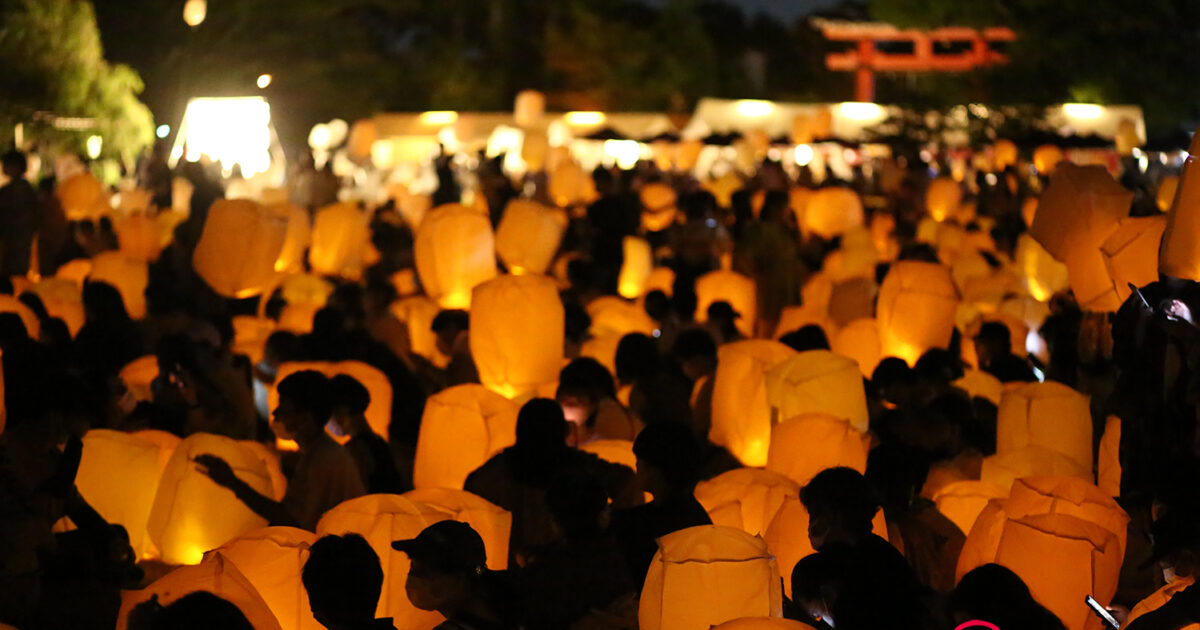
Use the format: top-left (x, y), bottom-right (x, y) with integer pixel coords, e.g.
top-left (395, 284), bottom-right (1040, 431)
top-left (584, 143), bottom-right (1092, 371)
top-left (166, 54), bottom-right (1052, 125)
top-left (1164, 566), bottom-right (1178, 584)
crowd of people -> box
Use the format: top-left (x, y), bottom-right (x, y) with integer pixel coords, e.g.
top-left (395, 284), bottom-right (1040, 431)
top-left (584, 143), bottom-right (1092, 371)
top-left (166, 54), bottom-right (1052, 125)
top-left (0, 130), bottom-right (1197, 630)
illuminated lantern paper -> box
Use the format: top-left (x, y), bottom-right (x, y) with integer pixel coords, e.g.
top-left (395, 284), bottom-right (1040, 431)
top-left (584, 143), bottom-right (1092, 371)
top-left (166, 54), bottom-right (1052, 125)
top-left (32, 277), bottom-right (85, 337)
top-left (413, 384), bottom-right (518, 490)
top-left (232, 316), bottom-right (275, 365)
top-left (981, 446), bottom-right (1092, 493)
top-left (766, 414), bottom-right (867, 487)
top-left (119, 355), bottom-right (159, 402)
top-left (116, 214), bottom-right (168, 262)
top-left (240, 440), bottom-right (288, 501)
top-left (764, 495), bottom-right (889, 597)
top-left (548, 160), bottom-right (597, 208)
top-left (208, 527), bottom-right (321, 630)
top-left (309, 202), bottom-right (370, 278)
top-left (580, 439), bottom-right (637, 470)
top-left (88, 251), bottom-right (148, 318)
top-left (415, 204), bottom-right (497, 309)
top-left (713, 619), bottom-right (816, 630)
top-left (1116, 118), bottom-right (1141, 157)
top-left (270, 203), bottom-right (311, 274)
top-left (57, 172), bottom-right (110, 220)
top-left (955, 499), bottom-right (1009, 581)
top-left (695, 468), bottom-right (798, 537)
top-left (830, 318), bottom-right (881, 378)
top-left (494, 200), bottom-right (565, 276)
top-left (694, 270), bottom-right (757, 338)
top-left (145, 433), bottom-right (277, 566)
top-left (876, 261), bottom-right (959, 366)
top-left (521, 131), bottom-right (549, 172)
top-left (513, 90), bottom-right (545, 128)
top-left (279, 274), bottom-right (333, 309)
top-left (1157, 175), bottom-right (1180, 213)
top-left (804, 187), bottom-right (863, 239)
top-left (1029, 164), bottom-right (1131, 311)
top-left (270, 361), bottom-right (392, 441)
top-left (992, 139), bottom-right (1018, 171)
top-left (646, 266), bottom-right (675, 297)
top-left (315, 494), bottom-right (451, 628)
top-left (618, 237), bottom-right (654, 299)
top-left (391, 296), bottom-right (446, 367)
top-left (640, 183), bottom-right (678, 232)
top-left (588, 295), bottom-right (656, 338)
top-left (470, 274), bottom-right (564, 400)
top-left (772, 305), bottom-right (836, 343)
top-left (1100, 215), bottom-right (1166, 303)
top-left (996, 381), bottom-right (1093, 472)
top-left (1006, 476), bottom-right (1129, 556)
top-left (1127, 578), bottom-right (1200, 630)
top-left (1015, 234), bottom-right (1070, 301)
top-left (116, 555), bottom-right (281, 630)
top-left (346, 119), bottom-right (378, 162)
top-left (0, 295), bottom-right (39, 339)
top-left (1034, 145), bottom-right (1064, 175)
top-left (925, 177), bottom-right (963, 222)
top-left (402, 488), bottom-right (512, 570)
top-left (56, 258), bottom-right (93, 288)
top-left (193, 199), bottom-right (287, 298)
top-left (709, 340), bottom-right (796, 467)
top-left (994, 514), bottom-right (1122, 630)
top-left (932, 480), bottom-right (1007, 537)
top-left (763, 350), bottom-right (868, 433)
top-left (788, 188), bottom-right (812, 229)
top-left (1160, 131), bottom-right (1200, 281)
top-left (639, 525), bottom-right (782, 630)
top-left (952, 369), bottom-right (1004, 406)
top-left (277, 303), bottom-right (318, 334)
top-left (1097, 416), bottom-right (1121, 498)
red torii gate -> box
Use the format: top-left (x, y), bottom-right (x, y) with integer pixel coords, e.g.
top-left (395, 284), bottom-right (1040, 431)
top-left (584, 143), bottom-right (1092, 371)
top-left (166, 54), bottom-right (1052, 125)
top-left (816, 19), bottom-right (1018, 102)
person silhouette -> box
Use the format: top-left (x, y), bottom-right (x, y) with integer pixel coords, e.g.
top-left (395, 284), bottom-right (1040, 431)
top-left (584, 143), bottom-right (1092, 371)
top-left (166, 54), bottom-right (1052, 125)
top-left (302, 534), bottom-right (395, 630)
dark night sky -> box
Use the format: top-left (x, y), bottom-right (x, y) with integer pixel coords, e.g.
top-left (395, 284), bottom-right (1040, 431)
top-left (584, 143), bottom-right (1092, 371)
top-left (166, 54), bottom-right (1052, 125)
top-left (644, 0), bottom-right (843, 21)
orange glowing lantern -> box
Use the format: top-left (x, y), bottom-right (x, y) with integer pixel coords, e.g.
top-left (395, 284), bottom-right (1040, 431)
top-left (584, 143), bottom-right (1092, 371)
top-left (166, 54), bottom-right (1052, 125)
top-left (514, 90), bottom-right (545, 127)
top-left (119, 355), bottom-right (159, 403)
top-left (1160, 130), bottom-right (1200, 282)
top-left (1097, 416), bottom-right (1121, 498)
top-left (31, 278), bottom-right (85, 337)
top-left (208, 527), bottom-right (321, 630)
top-left (639, 525), bottom-right (782, 630)
top-left (413, 384), bottom-right (519, 490)
top-left (694, 270), bottom-right (757, 338)
top-left (876, 261), bottom-right (959, 366)
top-left (146, 433), bottom-right (277, 566)
top-left (695, 468), bottom-right (799, 537)
top-left (495, 200), bottom-right (566, 276)
top-left (772, 305), bottom-right (836, 343)
top-left (618, 236), bottom-right (654, 299)
top-left (270, 203), bottom-right (311, 274)
top-left (116, 214), bottom-right (169, 262)
top-left (996, 381), bottom-right (1093, 472)
top-left (1100, 215), bottom-right (1166, 303)
top-left (804, 187), bottom-right (864, 239)
top-left (391, 296), bottom-right (446, 367)
top-left (1034, 145), bottom-right (1064, 175)
top-left (1015, 234), bottom-right (1070, 301)
top-left (1127, 578), bottom-right (1200, 630)
top-left (830, 318), bottom-right (881, 378)
top-left (925, 177), bottom-right (963, 222)
top-left (952, 369), bottom-right (1004, 405)
top-left (640, 183), bottom-right (678, 232)
top-left (763, 350), bottom-right (868, 433)
top-left (1005, 476), bottom-right (1129, 555)
top-left (57, 172), bottom-right (110, 220)
top-left (579, 439), bottom-right (638, 470)
top-left (588, 295), bottom-right (657, 339)
top-left (470, 274), bottom-right (564, 400)
top-left (415, 204), bottom-right (497, 309)
top-left (981, 445), bottom-right (1092, 493)
top-left (548, 160), bottom-right (598, 208)
top-left (993, 139), bottom-right (1018, 171)
top-left (1156, 175), bottom-right (1179, 213)
top-left (88, 251), bottom-right (148, 318)
top-left (709, 340), bottom-right (796, 467)
top-left (56, 258), bottom-right (92, 288)
top-left (932, 480), bottom-right (1007, 536)
top-left (192, 199), bottom-right (287, 298)
top-left (402, 488), bottom-right (512, 570)
top-left (308, 202), bottom-right (370, 278)
top-left (116, 555), bottom-right (282, 630)
top-left (763, 495), bottom-right (889, 597)
top-left (270, 361), bottom-right (392, 441)
top-left (766, 414), bottom-right (867, 487)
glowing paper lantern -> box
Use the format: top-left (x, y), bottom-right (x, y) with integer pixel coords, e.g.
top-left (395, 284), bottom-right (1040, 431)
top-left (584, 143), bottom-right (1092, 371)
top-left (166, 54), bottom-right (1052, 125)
top-left (588, 295), bottom-right (656, 339)
top-left (579, 439), bottom-right (637, 470)
top-left (640, 183), bottom-right (678, 232)
top-left (308, 202), bottom-right (370, 278)
top-left (1029, 164), bottom-right (1131, 311)
top-left (270, 203), bottom-right (311, 274)
top-left (932, 480), bottom-right (1007, 537)
top-left (270, 361), bottom-right (392, 441)
top-left (32, 278), bottom-right (85, 337)
top-left (413, 384), bottom-right (518, 490)
top-left (88, 251), bottom-right (148, 318)
top-left (763, 350), bottom-right (868, 433)
top-left (1160, 132), bottom-right (1200, 281)
top-left (391, 296), bottom-right (445, 366)
top-left (830, 318), bottom-right (881, 378)
top-left (952, 369), bottom-right (1004, 406)
top-left (713, 619), bottom-right (816, 630)
top-left (772, 305), bottom-right (836, 343)
top-left (709, 340), bottom-right (796, 467)
top-left (494, 200), bottom-right (565, 275)
top-left (119, 355), bottom-right (159, 403)
top-left (401, 488), bottom-right (512, 570)
top-left (240, 440), bottom-right (288, 501)
top-left (876, 261), bottom-right (959, 366)
top-left (695, 468), bottom-right (798, 537)
top-left (116, 555), bottom-right (281, 630)
top-left (766, 414), bottom-right (867, 487)
top-left (0, 295), bottom-right (39, 339)
top-left (1100, 215), bottom-right (1166, 303)
top-left (1005, 476), bottom-right (1129, 555)
top-left (925, 177), bottom-right (963, 222)
top-left (548, 160), bottom-right (598, 208)
top-left (315, 494), bottom-right (450, 628)
top-left (617, 237), bottom-right (654, 299)
top-left (470, 274), bottom-right (564, 400)
top-left (763, 495), bottom-right (889, 597)
top-left (981, 446), bottom-right (1092, 493)
top-left (1015, 234), bottom-right (1070, 301)
top-left (56, 172), bottom-right (110, 220)
top-left (56, 258), bottom-right (92, 288)
top-left (1034, 145), bottom-right (1064, 175)
top-left (208, 527), bottom-right (321, 630)
top-left (1116, 118), bottom-right (1141, 156)
top-left (639, 525), bottom-right (782, 630)
top-left (1097, 416), bottom-right (1120, 498)
top-left (1157, 175), bottom-right (1180, 213)
top-left (415, 204), bottom-right (497, 309)
top-left (146, 433), bottom-right (277, 566)
top-left (994, 514), bottom-right (1122, 630)
top-left (1127, 578), bottom-right (1200, 630)
top-left (804, 187), bottom-right (863, 239)
top-left (694, 270), bottom-right (757, 338)
top-left (996, 381), bottom-right (1093, 472)
top-left (116, 214), bottom-right (169, 262)
top-left (513, 90), bottom-right (545, 128)
top-left (193, 199), bottom-right (287, 298)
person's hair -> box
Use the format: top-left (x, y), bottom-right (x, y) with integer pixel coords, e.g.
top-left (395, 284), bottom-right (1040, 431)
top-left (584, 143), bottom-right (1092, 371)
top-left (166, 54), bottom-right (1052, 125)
top-left (431, 309), bottom-right (469, 334)
top-left (330, 374), bottom-right (371, 416)
top-left (950, 564), bottom-right (1067, 630)
top-left (672, 328), bottom-right (717, 362)
top-left (302, 534), bottom-right (385, 626)
top-left (871, 357), bottom-right (914, 391)
top-left (150, 591), bottom-right (255, 630)
top-left (975, 321), bottom-right (1012, 352)
top-left (557, 357), bottom-right (617, 401)
top-left (633, 420), bottom-right (700, 488)
top-left (914, 348), bottom-right (963, 384)
top-left (545, 469), bottom-right (609, 538)
top-left (615, 332), bottom-right (658, 384)
top-left (643, 290), bottom-right (671, 320)
top-left (800, 467), bottom-right (879, 535)
top-left (263, 330), bottom-right (303, 363)
top-left (2, 150), bottom-right (27, 177)
top-left (779, 325), bottom-right (830, 352)
top-left (515, 398), bottom-right (568, 453)
top-left (277, 370), bottom-right (334, 428)
top-left (83, 280), bottom-right (131, 324)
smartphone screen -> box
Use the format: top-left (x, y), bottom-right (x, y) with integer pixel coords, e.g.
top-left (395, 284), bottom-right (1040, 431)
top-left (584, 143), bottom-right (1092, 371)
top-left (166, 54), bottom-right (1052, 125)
top-left (1086, 595), bottom-right (1120, 629)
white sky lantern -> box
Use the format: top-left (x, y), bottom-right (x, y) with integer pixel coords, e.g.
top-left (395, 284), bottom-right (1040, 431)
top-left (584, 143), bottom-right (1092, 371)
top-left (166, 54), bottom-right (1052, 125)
top-left (1062, 103), bottom-right (1104, 120)
top-left (734, 100), bottom-right (775, 118)
top-left (838, 101), bottom-right (886, 122)
top-left (308, 123), bottom-right (332, 152)
top-left (565, 111), bottom-right (607, 127)
top-left (174, 97), bottom-right (275, 177)
top-left (256, 73), bottom-right (272, 89)
top-left (794, 144), bottom-right (814, 167)
top-left (86, 135), bottom-right (103, 160)
top-left (183, 0), bottom-right (206, 27)
top-left (419, 110), bottom-right (458, 126)
top-left (603, 139), bottom-right (642, 170)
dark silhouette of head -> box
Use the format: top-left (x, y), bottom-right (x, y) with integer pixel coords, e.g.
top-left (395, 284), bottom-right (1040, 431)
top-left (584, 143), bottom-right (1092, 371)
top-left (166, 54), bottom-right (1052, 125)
top-left (615, 332), bottom-right (658, 386)
top-left (393, 521), bottom-right (489, 616)
top-left (2, 150), bottom-right (27, 179)
top-left (546, 469), bottom-right (610, 539)
top-left (302, 534), bottom-right (385, 630)
top-left (800, 467), bottom-right (880, 550)
top-left (779, 325), bottom-right (831, 352)
top-left (140, 591), bottom-right (256, 630)
top-left (633, 420), bottom-right (700, 496)
top-left (514, 398), bottom-right (568, 454)
top-left (274, 370), bottom-right (334, 442)
top-left (82, 280), bottom-right (131, 325)
top-left (950, 564), bottom-right (1066, 630)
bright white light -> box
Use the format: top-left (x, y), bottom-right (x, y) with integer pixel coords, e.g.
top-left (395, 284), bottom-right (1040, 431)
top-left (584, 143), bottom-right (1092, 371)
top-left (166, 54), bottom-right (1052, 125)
top-left (85, 135), bottom-right (103, 159)
top-left (985, 173), bottom-right (998, 186)
top-left (487, 125), bottom-right (524, 159)
top-left (156, 124), bottom-right (170, 139)
top-left (604, 140), bottom-right (642, 170)
top-left (308, 123), bottom-right (332, 151)
top-left (178, 97), bottom-right (273, 176)
top-left (256, 74), bottom-right (272, 89)
top-left (794, 144), bottom-right (814, 166)
top-left (437, 126), bottom-right (461, 154)
top-left (1063, 103), bottom-right (1104, 119)
top-left (371, 140), bottom-right (397, 170)
top-left (564, 111), bottom-right (606, 126)
top-left (734, 100), bottom-right (775, 118)
top-left (839, 102), bottom-right (885, 121)
top-left (419, 111), bottom-right (458, 126)
top-left (183, 0), bottom-right (206, 26)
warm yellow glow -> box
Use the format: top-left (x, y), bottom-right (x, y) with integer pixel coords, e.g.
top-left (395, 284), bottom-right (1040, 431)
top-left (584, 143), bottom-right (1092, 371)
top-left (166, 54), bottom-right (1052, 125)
top-left (85, 135), bottom-right (103, 160)
top-left (734, 99), bottom-right (775, 117)
top-left (183, 0), bottom-right (206, 26)
top-left (419, 110), bottom-right (459, 126)
top-left (275, 438), bottom-right (299, 452)
top-left (440, 290), bottom-right (472, 310)
top-left (308, 123), bottom-right (331, 151)
top-left (839, 102), bottom-right (885, 121)
top-left (256, 74), bottom-right (272, 89)
top-left (370, 139), bottom-right (396, 170)
top-left (179, 97), bottom-right (273, 176)
top-left (603, 139), bottom-right (642, 170)
top-left (1063, 103), bottom-right (1104, 119)
top-left (564, 111), bottom-right (606, 126)
top-left (794, 144), bottom-right (814, 167)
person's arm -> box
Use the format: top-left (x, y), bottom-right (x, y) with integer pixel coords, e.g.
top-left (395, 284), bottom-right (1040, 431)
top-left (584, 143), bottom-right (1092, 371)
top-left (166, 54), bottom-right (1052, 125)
top-left (194, 455), bottom-right (299, 528)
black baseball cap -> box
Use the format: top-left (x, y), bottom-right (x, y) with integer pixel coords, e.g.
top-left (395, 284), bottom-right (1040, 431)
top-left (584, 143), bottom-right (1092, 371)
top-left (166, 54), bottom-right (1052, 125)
top-left (391, 520), bottom-right (487, 575)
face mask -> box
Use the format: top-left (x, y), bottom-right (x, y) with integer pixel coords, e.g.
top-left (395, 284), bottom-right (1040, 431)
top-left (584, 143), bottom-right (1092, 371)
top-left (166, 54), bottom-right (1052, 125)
top-left (253, 379), bottom-right (270, 420)
top-left (326, 419), bottom-right (348, 439)
top-left (1164, 566), bottom-right (1178, 584)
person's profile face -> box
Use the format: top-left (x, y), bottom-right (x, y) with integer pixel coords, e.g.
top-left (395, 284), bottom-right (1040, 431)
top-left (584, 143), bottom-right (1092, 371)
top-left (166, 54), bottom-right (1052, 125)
top-left (272, 397), bottom-right (305, 440)
top-left (405, 560), bottom-right (460, 612)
